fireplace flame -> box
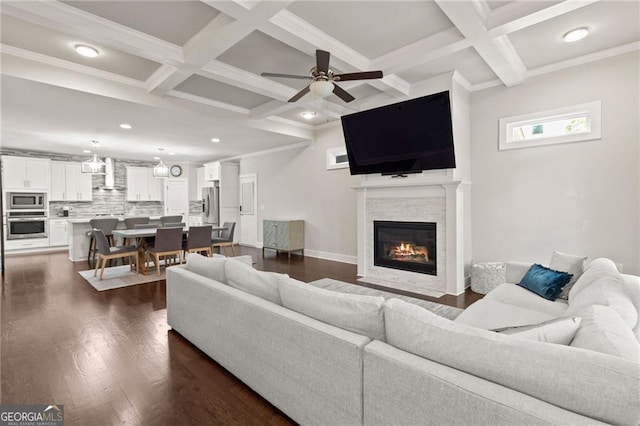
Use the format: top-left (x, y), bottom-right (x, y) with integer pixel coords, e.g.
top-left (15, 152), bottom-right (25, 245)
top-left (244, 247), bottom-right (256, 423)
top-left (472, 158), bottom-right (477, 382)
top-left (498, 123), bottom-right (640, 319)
top-left (388, 242), bottom-right (429, 262)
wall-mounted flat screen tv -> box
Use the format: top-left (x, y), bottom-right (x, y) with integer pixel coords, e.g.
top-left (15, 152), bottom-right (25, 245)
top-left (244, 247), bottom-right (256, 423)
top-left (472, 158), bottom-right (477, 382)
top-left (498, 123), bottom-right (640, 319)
top-left (340, 90), bottom-right (455, 176)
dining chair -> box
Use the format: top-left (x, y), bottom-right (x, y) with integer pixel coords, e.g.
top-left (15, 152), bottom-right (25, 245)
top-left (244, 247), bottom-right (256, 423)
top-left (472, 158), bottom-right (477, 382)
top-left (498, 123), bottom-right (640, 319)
top-left (92, 229), bottom-right (138, 280)
top-left (184, 225), bottom-right (213, 257)
top-left (160, 215), bottom-right (183, 226)
top-left (160, 222), bottom-right (186, 228)
top-left (87, 217), bottom-right (120, 268)
top-left (124, 217), bottom-right (149, 245)
top-left (145, 227), bottom-right (183, 276)
top-left (212, 222), bottom-right (236, 257)
top-left (133, 223), bottom-right (158, 246)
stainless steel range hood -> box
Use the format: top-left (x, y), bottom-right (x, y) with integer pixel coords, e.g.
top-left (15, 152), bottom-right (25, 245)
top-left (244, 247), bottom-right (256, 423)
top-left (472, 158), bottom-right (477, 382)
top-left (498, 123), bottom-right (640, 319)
top-left (97, 157), bottom-right (125, 190)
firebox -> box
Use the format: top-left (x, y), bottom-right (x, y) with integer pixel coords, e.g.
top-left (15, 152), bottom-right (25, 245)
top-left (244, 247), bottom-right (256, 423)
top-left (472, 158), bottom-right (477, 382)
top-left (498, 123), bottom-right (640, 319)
top-left (373, 221), bottom-right (436, 275)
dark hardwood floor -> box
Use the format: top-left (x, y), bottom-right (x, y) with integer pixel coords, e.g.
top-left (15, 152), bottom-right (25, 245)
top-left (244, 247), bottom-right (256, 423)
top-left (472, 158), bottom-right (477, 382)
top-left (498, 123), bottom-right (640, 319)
top-left (1, 247), bottom-right (481, 425)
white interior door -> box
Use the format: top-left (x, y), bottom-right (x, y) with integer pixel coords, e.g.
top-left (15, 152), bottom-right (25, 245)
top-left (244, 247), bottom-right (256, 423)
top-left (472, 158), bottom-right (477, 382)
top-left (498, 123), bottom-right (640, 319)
top-left (239, 174), bottom-right (257, 247)
top-left (164, 178), bottom-right (189, 223)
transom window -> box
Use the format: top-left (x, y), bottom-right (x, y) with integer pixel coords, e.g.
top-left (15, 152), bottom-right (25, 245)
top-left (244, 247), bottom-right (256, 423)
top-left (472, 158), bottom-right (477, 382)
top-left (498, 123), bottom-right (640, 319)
top-left (499, 101), bottom-right (601, 150)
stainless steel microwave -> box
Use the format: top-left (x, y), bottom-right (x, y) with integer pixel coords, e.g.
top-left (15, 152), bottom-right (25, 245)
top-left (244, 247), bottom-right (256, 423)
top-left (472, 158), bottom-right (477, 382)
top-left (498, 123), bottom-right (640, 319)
top-left (7, 192), bottom-right (47, 210)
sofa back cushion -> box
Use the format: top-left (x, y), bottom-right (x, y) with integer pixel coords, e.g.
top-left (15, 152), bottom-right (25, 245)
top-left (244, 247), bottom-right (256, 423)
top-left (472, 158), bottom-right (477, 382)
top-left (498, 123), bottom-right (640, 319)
top-left (566, 276), bottom-right (637, 329)
top-left (185, 253), bottom-right (254, 284)
top-left (569, 258), bottom-right (620, 300)
top-left (279, 278), bottom-right (386, 341)
top-left (570, 305), bottom-right (640, 362)
top-left (384, 298), bottom-right (640, 426)
top-left (225, 259), bottom-right (285, 305)
top-left (185, 253), bottom-right (228, 283)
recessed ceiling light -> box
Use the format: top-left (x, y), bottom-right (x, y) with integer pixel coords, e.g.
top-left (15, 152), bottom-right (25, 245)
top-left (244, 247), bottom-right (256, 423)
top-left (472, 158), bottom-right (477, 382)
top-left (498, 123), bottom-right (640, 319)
top-left (74, 44), bottom-right (99, 58)
top-left (563, 27), bottom-right (589, 43)
top-left (82, 150), bottom-right (91, 154)
top-left (119, 123), bottom-right (132, 129)
top-left (210, 138), bottom-right (221, 143)
top-left (301, 111), bottom-right (316, 119)
top-left (153, 156), bottom-right (160, 160)
top-left (168, 152), bottom-right (175, 155)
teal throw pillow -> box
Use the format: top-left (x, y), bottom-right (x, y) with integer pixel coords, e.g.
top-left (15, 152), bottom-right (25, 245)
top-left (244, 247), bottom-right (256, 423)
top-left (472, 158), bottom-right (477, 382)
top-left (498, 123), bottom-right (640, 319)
top-left (517, 264), bottom-right (572, 301)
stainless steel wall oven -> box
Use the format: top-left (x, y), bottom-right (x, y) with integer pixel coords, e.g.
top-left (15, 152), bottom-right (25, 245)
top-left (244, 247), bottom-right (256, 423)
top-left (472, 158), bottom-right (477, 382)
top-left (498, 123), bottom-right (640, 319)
top-left (6, 211), bottom-right (48, 240)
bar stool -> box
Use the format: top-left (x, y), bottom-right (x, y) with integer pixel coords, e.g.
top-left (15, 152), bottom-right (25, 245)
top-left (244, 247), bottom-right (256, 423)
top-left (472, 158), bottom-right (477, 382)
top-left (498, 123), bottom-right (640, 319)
top-left (87, 218), bottom-right (120, 268)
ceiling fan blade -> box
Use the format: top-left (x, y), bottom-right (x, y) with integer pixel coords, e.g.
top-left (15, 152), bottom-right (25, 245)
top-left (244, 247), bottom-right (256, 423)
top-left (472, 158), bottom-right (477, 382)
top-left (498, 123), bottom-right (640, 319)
top-left (288, 85), bottom-right (311, 102)
top-left (261, 72), bottom-right (313, 80)
top-left (316, 49), bottom-right (330, 74)
top-left (334, 71), bottom-right (384, 81)
top-left (332, 84), bottom-right (355, 103)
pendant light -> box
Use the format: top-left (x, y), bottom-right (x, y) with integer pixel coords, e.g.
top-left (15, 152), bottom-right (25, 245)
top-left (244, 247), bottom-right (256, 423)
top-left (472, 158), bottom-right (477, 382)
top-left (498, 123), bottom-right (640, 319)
top-left (153, 148), bottom-right (169, 178)
top-left (81, 141), bottom-right (106, 174)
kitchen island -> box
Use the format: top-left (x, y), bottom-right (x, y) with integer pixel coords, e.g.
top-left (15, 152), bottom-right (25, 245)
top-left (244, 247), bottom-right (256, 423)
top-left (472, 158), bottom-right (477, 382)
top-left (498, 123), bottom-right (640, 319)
top-left (67, 216), bottom-right (162, 262)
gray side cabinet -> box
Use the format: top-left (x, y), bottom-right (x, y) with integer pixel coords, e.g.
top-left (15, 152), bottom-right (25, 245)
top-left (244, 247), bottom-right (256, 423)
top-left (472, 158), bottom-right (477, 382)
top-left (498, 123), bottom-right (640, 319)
top-left (262, 220), bottom-right (304, 259)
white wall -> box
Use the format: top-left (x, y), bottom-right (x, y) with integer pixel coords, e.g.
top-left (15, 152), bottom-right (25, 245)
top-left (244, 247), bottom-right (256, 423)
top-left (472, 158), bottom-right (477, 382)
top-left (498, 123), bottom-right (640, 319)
top-left (471, 52), bottom-right (639, 274)
top-left (239, 125), bottom-right (360, 263)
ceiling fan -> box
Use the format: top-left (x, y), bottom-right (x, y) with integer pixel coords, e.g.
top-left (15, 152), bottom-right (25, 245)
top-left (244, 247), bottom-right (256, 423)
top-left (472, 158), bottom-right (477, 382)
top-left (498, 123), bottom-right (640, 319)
top-left (261, 49), bottom-right (383, 103)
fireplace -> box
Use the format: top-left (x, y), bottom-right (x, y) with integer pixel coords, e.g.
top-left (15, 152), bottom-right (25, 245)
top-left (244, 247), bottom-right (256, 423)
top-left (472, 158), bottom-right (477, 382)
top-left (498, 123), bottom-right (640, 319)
top-left (374, 221), bottom-right (437, 275)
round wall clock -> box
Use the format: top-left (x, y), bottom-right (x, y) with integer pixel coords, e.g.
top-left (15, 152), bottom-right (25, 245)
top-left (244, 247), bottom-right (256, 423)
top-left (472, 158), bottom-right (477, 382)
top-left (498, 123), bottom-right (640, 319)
top-left (170, 165), bottom-right (182, 177)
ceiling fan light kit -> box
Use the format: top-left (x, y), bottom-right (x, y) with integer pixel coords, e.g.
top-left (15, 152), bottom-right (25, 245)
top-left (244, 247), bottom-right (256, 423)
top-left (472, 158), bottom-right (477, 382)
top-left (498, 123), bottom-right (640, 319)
top-left (261, 49), bottom-right (383, 103)
top-left (310, 80), bottom-right (334, 98)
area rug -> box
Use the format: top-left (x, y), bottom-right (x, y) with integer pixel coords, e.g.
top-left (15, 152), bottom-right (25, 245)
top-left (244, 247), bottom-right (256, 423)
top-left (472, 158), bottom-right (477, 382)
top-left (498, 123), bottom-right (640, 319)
top-left (309, 278), bottom-right (463, 320)
top-left (78, 265), bottom-right (166, 291)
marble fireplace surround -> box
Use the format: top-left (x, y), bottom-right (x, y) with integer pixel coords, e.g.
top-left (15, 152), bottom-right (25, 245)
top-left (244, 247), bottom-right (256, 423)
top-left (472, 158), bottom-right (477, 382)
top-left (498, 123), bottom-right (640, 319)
top-left (354, 172), bottom-right (470, 296)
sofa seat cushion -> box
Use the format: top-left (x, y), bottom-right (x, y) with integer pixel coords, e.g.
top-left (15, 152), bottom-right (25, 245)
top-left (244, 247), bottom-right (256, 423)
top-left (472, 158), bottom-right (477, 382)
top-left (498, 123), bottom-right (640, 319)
top-left (570, 305), bottom-right (640, 362)
top-left (279, 278), bottom-right (386, 341)
top-left (484, 284), bottom-right (569, 317)
top-left (225, 259), bottom-right (286, 305)
top-left (385, 298), bottom-right (640, 426)
top-left (566, 277), bottom-right (638, 329)
top-left (454, 299), bottom-right (557, 330)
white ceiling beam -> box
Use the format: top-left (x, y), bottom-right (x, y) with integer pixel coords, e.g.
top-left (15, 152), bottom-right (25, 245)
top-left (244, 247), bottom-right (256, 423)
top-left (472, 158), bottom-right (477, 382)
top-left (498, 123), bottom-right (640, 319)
top-left (200, 60), bottom-right (297, 100)
top-left (435, 0), bottom-right (526, 87)
top-left (371, 28), bottom-right (471, 75)
top-left (1, 1), bottom-right (183, 65)
top-left (488, 0), bottom-right (599, 38)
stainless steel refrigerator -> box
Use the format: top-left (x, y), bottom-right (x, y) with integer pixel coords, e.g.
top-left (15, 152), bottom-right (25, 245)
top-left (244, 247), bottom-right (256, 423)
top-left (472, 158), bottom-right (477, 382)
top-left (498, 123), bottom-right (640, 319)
top-left (202, 184), bottom-right (220, 225)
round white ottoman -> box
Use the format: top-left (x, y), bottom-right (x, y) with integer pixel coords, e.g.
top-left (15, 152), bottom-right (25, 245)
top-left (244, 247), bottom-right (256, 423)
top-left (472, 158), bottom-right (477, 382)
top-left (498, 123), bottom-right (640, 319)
top-left (471, 262), bottom-right (506, 294)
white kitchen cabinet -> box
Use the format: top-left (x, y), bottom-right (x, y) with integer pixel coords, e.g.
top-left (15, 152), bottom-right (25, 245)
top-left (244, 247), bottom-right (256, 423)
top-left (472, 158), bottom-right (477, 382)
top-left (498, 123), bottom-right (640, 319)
top-left (126, 166), bottom-right (163, 201)
top-left (49, 219), bottom-right (68, 246)
top-left (203, 162), bottom-right (220, 181)
top-left (2, 156), bottom-right (51, 190)
top-left (50, 161), bottom-right (92, 201)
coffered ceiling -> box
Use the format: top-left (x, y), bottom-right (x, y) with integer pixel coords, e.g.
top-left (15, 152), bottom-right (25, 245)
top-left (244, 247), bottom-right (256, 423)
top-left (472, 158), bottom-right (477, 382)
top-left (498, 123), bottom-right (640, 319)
top-left (1, 0), bottom-right (638, 163)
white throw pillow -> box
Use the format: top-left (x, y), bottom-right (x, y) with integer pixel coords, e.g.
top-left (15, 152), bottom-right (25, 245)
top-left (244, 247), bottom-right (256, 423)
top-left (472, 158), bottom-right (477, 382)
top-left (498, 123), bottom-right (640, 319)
top-left (185, 253), bottom-right (228, 283)
top-left (550, 251), bottom-right (587, 300)
top-left (566, 276), bottom-right (637, 329)
top-left (498, 317), bottom-right (582, 345)
top-left (570, 305), bottom-right (640, 362)
top-left (279, 278), bottom-right (386, 341)
top-left (225, 259), bottom-right (285, 305)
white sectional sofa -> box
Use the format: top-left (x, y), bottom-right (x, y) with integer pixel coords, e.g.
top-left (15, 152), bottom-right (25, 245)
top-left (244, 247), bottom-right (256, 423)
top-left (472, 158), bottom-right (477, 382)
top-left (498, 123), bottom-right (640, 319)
top-left (166, 254), bottom-right (640, 426)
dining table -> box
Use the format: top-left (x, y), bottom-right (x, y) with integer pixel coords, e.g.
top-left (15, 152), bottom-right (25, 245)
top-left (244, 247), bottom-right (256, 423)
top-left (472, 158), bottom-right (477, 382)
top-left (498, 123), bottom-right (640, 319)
top-left (112, 225), bottom-right (227, 275)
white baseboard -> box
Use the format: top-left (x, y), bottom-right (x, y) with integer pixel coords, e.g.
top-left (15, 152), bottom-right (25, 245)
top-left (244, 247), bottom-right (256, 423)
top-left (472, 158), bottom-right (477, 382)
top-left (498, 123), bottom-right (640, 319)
top-left (304, 249), bottom-right (357, 265)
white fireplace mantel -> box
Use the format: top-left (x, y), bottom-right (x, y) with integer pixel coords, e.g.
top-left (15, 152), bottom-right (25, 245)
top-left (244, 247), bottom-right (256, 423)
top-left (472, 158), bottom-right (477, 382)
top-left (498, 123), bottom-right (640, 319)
top-left (353, 174), bottom-right (471, 296)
